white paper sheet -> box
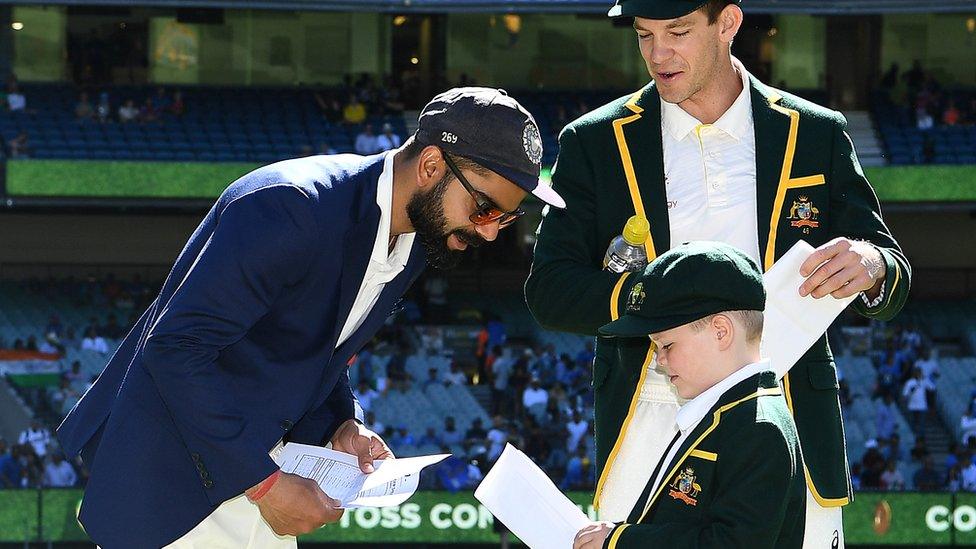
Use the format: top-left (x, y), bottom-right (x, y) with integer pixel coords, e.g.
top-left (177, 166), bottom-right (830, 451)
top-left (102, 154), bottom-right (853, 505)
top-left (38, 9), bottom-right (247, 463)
top-left (762, 240), bottom-right (858, 379)
top-left (475, 444), bottom-right (590, 549)
top-left (274, 442), bottom-right (448, 508)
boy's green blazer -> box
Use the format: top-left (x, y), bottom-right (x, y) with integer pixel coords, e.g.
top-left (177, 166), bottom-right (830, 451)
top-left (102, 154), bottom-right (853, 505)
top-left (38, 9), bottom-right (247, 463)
top-left (601, 371), bottom-right (806, 549)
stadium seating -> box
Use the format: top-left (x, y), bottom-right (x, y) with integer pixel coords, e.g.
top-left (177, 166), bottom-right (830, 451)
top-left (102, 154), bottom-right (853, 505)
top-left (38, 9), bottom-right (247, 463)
top-left (1, 84), bottom-right (407, 162)
top-left (873, 90), bottom-right (976, 165)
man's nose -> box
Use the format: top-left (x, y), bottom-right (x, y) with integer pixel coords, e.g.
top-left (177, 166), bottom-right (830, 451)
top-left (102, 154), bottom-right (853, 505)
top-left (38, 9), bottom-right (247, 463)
top-left (474, 222), bottom-right (500, 242)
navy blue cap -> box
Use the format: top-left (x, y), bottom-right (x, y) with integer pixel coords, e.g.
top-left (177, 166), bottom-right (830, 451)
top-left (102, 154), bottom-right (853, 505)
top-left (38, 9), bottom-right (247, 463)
top-left (417, 87), bottom-right (565, 209)
top-left (608, 0), bottom-right (739, 20)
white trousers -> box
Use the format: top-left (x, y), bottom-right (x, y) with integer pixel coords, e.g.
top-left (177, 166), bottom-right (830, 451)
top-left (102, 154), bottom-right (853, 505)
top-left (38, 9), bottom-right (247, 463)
top-left (164, 493), bottom-right (295, 549)
top-left (802, 489), bottom-right (845, 549)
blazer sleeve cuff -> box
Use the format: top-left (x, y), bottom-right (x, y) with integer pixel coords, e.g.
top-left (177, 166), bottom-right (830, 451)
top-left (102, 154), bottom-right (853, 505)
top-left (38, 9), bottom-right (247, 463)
top-left (603, 523), bottom-right (632, 549)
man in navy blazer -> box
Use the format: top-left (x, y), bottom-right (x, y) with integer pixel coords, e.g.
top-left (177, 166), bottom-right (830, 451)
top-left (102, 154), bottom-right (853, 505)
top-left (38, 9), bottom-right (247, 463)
top-left (57, 88), bottom-right (565, 548)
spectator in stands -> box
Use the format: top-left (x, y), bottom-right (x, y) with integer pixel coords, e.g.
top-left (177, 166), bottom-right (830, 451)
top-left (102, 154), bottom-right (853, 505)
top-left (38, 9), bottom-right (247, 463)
top-left (948, 465), bottom-right (962, 492)
top-left (903, 367), bottom-right (935, 435)
top-left (962, 411), bottom-right (976, 447)
top-left (910, 436), bottom-right (930, 462)
top-left (376, 123), bottom-right (402, 152)
top-left (565, 409), bottom-right (588, 453)
top-left (96, 92), bottom-right (112, 122)
top-left (880, 460), bottom-right (905, 490)
top-left (0, 440), bottom-right (21, 488)
top-left (884, 432), bottom-right (903, 462)
top-left (102, 313), bottom-right (124, 339)
top-left (561, 446), bottom-right (592, 491)
top-left (486, 416), bottom-right (508, 461)
top-left (914, 456), bottom-right (942, 490)
top-left (921, 134), bottom-right (936, 164)
top-left (418, 426), bottom-right (442, 448)
top-left (343, 94), bottom-right (367, 125)
top-left (65, 361), bottom-right (84, 384)
top-left (860, 439), bottom-right (885, 489)
top-left (877, 351), bottom-right (900, 398)
top-left (386, 345), bottom-right (410, 392)
top-left (849, 464), bottom-right (862, 491)
top-left (353, 380), bottom-right (380, 412)
top-left (389, 426), bottom-right (415, 448)
top-left (961, 454), bottom-right (976, 492)
top-left (141, 97), bottom-right (160, 123)
top-left (916, 106), bottom-right (934, 131)
top-left (436, 449), bottom-right (471, 493)
top-left (354, 123), bottom-right (379, 155)
top-left (443, 361), bottom-right (467, 386)
top-left (81, 327), bottom-right (109, 354)
top-left (118, 99), bottom-right (139, 123)
top-left (50, 377), bottom-right (80, 418)
top-left (880, 63), bottom-right (899, 90)
top-left (75, 92), bottom-right (94, 120)
top-left (915, 347), bottom-right (940, 389)
top-left (152, 87), bottom-right (171, 113)
top-left (25, 335), bottom-right (38, 351)
top-left (490, 347), bottom-right (512, 415)
top-left (522, 376), bottom-right (548, 413)
top-left (6, 82), bottom-right (25, 112)
top-left (465, 418), bottom-right (487, 443)
top-left (943, 100), bottom-right (961, 126)
top-left (575, 341), bottom-right (595, 369)
top-left (318, 142), bottom-right (337, 155)
top-left (43, 453), bottom-right (77, 487)
top-left (421, 367), bottom-right (440, 391)
top-left (19, 420), bottom-right (50, 458)
top-left (169, 90), bottom-right (184, 117)
top-left (7, 131), bottom-right (30, 158)
top-left (442, 416), bottom-right (464, 447)
top-left (61, 327), bottom-right (79, 351)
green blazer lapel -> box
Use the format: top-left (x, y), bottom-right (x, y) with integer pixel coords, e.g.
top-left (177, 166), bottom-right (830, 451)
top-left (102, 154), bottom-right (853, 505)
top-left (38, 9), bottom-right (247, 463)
top-left (611, 83), bottom-right (670, 260)
top-left (752, 77), bottom-right (828, 271)
top-left (752, 77), bottom-right (793, 272)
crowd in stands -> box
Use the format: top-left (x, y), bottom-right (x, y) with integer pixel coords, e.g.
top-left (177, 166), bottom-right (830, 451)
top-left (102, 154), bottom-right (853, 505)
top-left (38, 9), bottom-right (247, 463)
top-left (880, 61), bottom-right (976, 132)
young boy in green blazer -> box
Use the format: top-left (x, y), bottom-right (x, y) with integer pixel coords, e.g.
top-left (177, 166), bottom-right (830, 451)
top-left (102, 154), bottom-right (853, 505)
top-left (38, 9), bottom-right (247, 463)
top-left (573, 241), bottom-right (805, 549)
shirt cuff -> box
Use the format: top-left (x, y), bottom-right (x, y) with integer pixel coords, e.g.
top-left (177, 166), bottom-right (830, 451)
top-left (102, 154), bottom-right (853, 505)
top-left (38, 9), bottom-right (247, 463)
top-left (860, 280), bottom-right (886, 309)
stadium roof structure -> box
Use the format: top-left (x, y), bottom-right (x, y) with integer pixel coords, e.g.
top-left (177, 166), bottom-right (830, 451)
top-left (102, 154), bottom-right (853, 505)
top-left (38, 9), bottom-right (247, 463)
top-left (1, 0), bottom-right (973, 14)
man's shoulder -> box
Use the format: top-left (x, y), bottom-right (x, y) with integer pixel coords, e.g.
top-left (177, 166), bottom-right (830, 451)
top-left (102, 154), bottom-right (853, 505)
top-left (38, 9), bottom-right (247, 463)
top-left (563, 87), bottom-right (650, 134)
top-left (762, 82), bottom-right (847, 130)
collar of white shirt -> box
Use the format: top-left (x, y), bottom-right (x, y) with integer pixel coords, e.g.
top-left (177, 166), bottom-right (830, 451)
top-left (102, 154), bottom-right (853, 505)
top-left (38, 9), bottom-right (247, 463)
top-left (675, 358), bottom-right (772, 433)
top-left (661, 56), bottom-right (753, 142)
top-left (372, 151), bottom-right (416, 275)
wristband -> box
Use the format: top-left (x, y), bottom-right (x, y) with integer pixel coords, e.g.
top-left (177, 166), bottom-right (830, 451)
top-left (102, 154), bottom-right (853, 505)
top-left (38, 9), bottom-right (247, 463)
top-left (247, 470), bottom-right (281, 502)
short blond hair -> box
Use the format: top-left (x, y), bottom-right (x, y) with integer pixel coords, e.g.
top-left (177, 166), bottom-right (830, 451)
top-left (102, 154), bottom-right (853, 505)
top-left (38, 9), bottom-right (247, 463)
top-left (689, 310), bottom-right (764, 342)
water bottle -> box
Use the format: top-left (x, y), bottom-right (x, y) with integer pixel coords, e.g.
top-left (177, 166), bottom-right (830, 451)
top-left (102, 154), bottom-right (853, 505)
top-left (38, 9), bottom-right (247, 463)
top-left (603, 215), bottom-right (649, 273)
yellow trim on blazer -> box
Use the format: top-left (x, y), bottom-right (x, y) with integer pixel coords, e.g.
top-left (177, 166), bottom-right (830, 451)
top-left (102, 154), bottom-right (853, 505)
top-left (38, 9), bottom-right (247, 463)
top-left (781, 374), bottom-right (851, 507)
top-left (607, 523), bottom-right (631, 549)
top-left (610, 272), bottom-right (633, 321)
top-left (637, 387), bottom-right (783, 521)
top-left (593, 341), bottom-right (656, 507)
top-left (610, 90), bottom-right (656, 258)
top-left (763, 99), bottom-right (827, 271)
top-left (689, 449), bottom-right (718, 462)
top-left (594, 88), bottom-right (660, 509)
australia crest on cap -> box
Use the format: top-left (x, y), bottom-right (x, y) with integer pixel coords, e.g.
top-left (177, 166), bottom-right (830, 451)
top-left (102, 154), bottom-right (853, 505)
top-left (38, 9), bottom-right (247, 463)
top-left (522, 122), bottom-right (543, 165)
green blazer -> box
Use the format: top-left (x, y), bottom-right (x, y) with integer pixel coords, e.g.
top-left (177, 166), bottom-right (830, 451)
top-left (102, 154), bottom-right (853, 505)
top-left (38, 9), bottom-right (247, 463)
top-left (601, 371), bottom-right (806, 549)
top-left (525, 77), bottom-right (911, 506)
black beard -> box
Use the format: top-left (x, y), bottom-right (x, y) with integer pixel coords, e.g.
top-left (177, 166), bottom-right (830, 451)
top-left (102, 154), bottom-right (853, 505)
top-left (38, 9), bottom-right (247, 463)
top-left (407, 174), bottom-right (486, 269)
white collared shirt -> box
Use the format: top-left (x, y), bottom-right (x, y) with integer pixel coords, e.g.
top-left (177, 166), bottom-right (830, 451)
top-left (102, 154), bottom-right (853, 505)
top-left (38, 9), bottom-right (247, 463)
top-left (336, 151), bottom-right (416, 347)
top-left (647, 359), bottom-right (771, 499)
top-left (661, 56), bottom-right (760, 264)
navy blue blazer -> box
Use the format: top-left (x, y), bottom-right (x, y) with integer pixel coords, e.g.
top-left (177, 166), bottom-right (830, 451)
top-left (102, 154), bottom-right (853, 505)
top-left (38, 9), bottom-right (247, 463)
top-left (57, 152), bottom-right (426, 548)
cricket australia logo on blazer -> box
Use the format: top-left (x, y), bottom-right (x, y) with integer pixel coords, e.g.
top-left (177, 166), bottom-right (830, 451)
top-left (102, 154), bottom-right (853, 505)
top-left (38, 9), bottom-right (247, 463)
top-left (669, 466), bottom-right (702, 506)
top-left (626, 282), bottom-right (645, 312)
top-left (787, 195), bottom-right (820, 234)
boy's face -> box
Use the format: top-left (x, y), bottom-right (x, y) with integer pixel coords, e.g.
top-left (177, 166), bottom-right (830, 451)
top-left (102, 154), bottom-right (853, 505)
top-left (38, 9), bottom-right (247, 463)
top-left (650, 321), bottom-right (722, 399)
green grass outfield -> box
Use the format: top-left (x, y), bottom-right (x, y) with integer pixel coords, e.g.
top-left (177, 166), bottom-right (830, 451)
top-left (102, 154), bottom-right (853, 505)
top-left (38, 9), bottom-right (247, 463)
top-left (5, 160), bottom-right (976, 202)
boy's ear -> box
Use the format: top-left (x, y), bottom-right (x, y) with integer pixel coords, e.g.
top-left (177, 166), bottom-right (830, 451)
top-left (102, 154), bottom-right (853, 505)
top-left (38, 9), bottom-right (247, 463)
top-left (712, 314), bottom-right (734, 351)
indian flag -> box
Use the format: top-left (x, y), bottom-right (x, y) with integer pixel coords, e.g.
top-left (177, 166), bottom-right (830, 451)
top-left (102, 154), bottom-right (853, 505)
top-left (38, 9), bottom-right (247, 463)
top-left (0, 350), bottom-right (62, 387)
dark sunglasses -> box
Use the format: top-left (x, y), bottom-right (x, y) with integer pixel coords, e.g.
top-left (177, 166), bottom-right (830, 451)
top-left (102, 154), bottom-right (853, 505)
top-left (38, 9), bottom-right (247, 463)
top-left (444, 154), bottom-right (525, 228)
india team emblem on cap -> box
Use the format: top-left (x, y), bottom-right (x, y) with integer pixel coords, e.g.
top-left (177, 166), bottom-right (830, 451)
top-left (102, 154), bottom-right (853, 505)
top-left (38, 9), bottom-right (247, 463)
top-left (669, 466), bottom-right (702, 506)
top-left (626, 282), bottom-right (645, 312)
top-left (788, 195), bottom-right (820, 234)
top-left (522, 123), bottom-right (543, 165)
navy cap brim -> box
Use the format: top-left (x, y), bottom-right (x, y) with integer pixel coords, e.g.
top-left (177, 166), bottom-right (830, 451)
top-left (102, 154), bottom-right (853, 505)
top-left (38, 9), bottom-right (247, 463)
top-left (478, 160), bottom-right (566, 209)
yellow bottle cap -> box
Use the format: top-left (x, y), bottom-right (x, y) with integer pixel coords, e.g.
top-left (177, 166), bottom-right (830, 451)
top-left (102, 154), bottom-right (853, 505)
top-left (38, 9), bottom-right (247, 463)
top-left (622, 215), bottom-right (649, 246)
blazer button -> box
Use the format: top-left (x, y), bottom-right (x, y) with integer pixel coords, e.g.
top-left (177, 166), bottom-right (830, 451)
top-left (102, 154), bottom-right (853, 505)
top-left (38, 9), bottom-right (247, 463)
top-left (203, 479), bottom-right (214, 489)
top-left (280, 420), bottom-right (294, 430)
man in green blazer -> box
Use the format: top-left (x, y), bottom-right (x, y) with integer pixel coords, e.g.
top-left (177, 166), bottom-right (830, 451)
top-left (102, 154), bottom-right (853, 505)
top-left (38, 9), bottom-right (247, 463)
top-left (573, 241), bottom-right (805, 549)
top-left (525, 0), bottom-right (910, 545)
